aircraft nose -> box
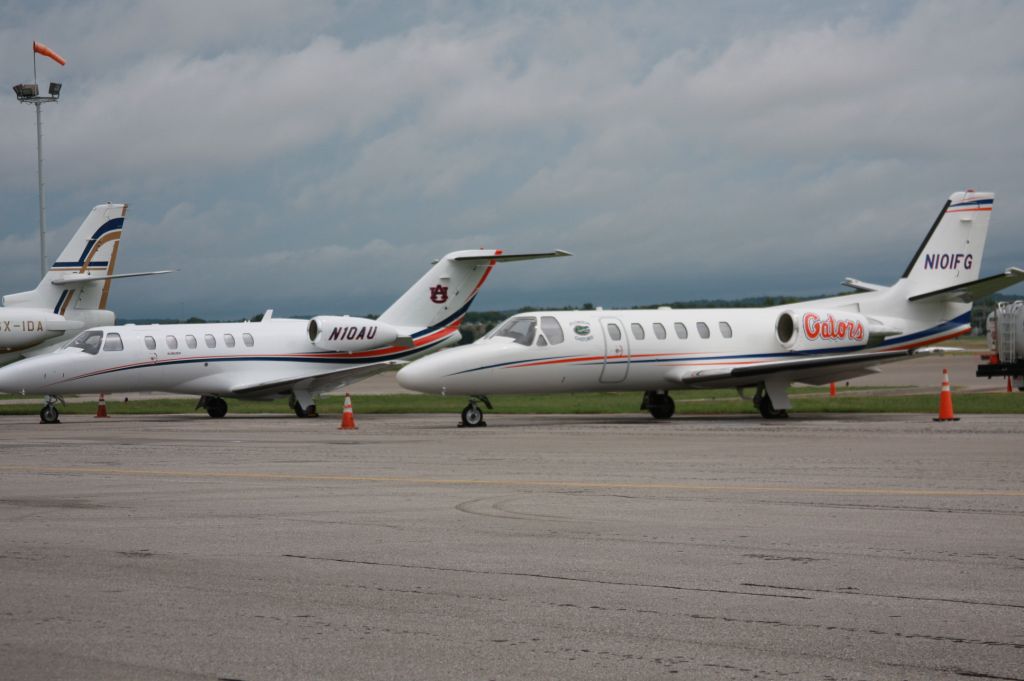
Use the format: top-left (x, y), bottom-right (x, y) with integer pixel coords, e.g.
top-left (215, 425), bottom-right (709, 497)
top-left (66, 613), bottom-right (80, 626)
top-left (0, 359), bottom-right (43, 395)
top-left (397, 355), bottom-right (447, 394)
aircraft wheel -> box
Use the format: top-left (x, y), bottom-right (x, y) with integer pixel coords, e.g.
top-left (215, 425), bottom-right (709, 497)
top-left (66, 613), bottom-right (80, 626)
top-left (293, 402), bottom-right (307, 418)
top-left (757, 394), bottom-right (788, 419)
top-left (40, 404), bottom-right (60, 424)
top-left (461, 403), bottom-right (486, 427)
top-left (649, 395), bottom-right (675, 420)
top-left (206, 397), bottom-right (228, 418)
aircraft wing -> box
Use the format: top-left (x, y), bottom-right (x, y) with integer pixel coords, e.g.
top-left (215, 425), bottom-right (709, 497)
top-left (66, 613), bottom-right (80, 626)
top-left (50, 270), bottom-right (177, 286)
top-left (908, 267), bottom-right (1024, 302)
top-left (228, 361), bottom-right (404, 398)
top-left (667, 349), bottom-right (912, 388)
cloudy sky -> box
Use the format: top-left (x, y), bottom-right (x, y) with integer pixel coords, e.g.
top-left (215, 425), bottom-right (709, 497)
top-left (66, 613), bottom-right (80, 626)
top-left (2, 0), bottom-right (1022, 319)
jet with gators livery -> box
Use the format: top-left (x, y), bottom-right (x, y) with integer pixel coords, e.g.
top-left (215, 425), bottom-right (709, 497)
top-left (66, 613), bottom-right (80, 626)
top-left (397, 191), bottom-right (1024, 426)
top-left (1, 203), bottom-right (171, 366)
top-left (0, 249), bottom-right (568, 422)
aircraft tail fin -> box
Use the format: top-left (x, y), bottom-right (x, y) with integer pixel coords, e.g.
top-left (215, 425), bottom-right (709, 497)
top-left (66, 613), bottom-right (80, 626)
top-left (2, 203), bottom-right (127, 314)
top-left (899, 191), bottom-right (993, 299)
top-left (378, 249), bottom-right (570, 332)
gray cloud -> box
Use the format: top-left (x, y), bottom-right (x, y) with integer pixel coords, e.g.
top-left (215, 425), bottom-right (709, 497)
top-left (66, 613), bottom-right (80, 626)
top-left (1, 0), bottom-right (1022, 319)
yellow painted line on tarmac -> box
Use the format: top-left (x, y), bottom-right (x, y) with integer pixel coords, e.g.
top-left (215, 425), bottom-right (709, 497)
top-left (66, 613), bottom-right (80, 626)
top-left (0, 465), bottom-right (1022, 497)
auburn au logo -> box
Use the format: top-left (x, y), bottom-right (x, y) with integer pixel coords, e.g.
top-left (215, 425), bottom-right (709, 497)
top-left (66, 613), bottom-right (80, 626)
top-left (429, 284), bottom-right (449, 304)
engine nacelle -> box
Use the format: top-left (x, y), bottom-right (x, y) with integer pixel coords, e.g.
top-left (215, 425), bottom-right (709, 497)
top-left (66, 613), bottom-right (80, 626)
top-left (776, 309), bottom-right (870, 351)
top-left (0, 310), bottom-right (66, 352)
top-left (307, 316), bottom-right (400, 352)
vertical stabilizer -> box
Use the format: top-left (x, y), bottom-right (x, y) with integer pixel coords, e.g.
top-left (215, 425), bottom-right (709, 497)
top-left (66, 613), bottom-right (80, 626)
top-left (2, 204), bottom-right (127, 314)
top-left (899, 191), bottom-right (993, 298)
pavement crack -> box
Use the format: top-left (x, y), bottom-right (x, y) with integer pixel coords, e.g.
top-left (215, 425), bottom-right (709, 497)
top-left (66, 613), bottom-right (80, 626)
top-left (282, 554), bottom-right (811, 600)
top-left (743, 582), bottom-right (1024, 610)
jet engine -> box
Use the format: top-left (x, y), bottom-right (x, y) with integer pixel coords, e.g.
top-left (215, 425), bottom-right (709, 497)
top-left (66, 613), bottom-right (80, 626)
top-left (307, 316), bottom-right (401, 352)
top-left (775, 309), bottom-right (872, 351)
top-left (0, 310), bottom-right (66, 352)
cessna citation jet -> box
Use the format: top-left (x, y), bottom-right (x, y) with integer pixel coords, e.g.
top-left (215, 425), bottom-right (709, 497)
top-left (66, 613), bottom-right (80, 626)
top-left (1, 203), bottom-right (171, 366)
top-left (397, 190), bottom-right (1024, 426)
top-left (0, 249), bottom-right (568, 422)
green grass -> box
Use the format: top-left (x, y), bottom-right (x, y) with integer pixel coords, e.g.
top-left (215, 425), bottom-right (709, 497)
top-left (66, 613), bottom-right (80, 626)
top-left (1, 390), bottom-right (1020, 416)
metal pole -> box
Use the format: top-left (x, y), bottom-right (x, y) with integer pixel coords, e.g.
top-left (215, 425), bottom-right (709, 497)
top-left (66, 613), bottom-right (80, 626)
top-left (35, 101), bottom-right (46, 277)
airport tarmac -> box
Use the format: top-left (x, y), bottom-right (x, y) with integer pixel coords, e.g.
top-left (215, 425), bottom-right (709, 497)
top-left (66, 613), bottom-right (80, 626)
top-left (1, 412), bottom-right (1022, 680)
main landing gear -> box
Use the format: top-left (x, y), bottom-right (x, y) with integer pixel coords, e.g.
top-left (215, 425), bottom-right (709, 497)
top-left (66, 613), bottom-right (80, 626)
top-left (196, 395), bottom-right (228, 418)
top-left (40, 395), bottom-right (64, 424)
top-left (460, 395), bottom-right (492, 427)
top-left (289, 392), bottom-right (318, 418)
top-left (753, 386), bottom-right (788, 419)
top-left (641, 390), bottom-right (675, 419)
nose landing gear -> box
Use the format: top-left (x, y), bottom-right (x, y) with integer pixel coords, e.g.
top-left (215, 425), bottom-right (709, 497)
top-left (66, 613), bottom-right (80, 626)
top-left (460, 395), bottom-right (492, 427)
top-left (39, 395), bottom-right (64, 424)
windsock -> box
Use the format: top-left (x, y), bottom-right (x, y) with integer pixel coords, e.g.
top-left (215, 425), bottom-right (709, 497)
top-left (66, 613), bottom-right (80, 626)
top-left (33, 41), bottom-right (66, 66)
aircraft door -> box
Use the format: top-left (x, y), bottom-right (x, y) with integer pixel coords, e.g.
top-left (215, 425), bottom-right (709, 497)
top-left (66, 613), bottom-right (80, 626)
top-left (599, 317), bottom-right (630, 383)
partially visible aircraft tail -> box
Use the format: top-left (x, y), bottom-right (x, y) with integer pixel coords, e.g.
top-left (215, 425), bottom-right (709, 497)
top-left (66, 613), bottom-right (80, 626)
top-left (898, 191), bottom-right (993, 299)
top-left (3, 203), bottom-right (127, 314)
top-left (378, 249), bottom-right (570, 332)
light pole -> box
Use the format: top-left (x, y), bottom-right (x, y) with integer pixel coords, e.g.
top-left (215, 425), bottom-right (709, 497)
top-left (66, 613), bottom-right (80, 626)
top-left (13, 41), bottom-right (65, 277)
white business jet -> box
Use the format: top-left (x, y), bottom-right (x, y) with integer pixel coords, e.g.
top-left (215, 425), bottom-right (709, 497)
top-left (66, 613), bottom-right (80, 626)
top-left (0, 249), bottom-right (568, 422)
top-left (1, 203), bottom-right (171, 366)
top-left (397, 191), bottom-right (1024, 426)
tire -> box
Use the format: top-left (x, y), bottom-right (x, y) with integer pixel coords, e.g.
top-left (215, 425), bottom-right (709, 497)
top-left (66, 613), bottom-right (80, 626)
top-left (40, 405), bottom-right (60, 424)
top-left (206, 397), bottom-right (228, 419)
top-left (293, 402), bottom-right (307, 418)
top-left (649, 395), bottom-right (675, 420)
top-left (461, 403), bottom-right (485, 427)
top-left (757, 394), bottom-right (788, 419)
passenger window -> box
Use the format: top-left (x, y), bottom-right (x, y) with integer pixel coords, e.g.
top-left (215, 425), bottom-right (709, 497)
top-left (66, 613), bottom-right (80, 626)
top-left (631, 323), bottom-right (645, 340)
top-left (103, 333), bottom-right (124, 351)
top-left (653, 323), bottom-right (666, 340)
top-left (243, 333), bottom-right (254, 347)
top-left (224, 334), bottom-right (236, 348)
top-left (719, 322), bottom-right (733, 339)
top-left (674, 322), bottom-right (688, 339)
top-left (486, 316), bottom-right (537, 346)
top-left (144, 336), bottom-right (156, 350)
top-left (185, 335), bottom-right (198, 349)
top-left (166, 335), bottom-right (178, 350)
top-left (697, 322), bottom-right (710, 339)
top-left (204, 334), bottom-right (216, 348)
top-left (68, 330), bottom-right (103, 355)
top-left (607, 323), bottom-right (622, 341)
top-left (540, 316), bottom-right (564, 345)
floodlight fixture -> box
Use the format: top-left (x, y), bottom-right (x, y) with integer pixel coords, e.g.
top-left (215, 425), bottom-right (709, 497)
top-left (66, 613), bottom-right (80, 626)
top-left (13, 83), bottom-right (38, 100)
top-left (48, 81), bottom-right (61, 97)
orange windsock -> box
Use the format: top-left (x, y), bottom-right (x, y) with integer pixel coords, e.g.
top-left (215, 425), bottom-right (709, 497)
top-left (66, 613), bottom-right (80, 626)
top-left (33, 41), bottom-right (66, 66)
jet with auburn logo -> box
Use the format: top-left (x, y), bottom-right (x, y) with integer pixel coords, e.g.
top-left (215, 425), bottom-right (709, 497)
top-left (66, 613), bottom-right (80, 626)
top-left (397, 190), bottom-right (1024, 425)
top-left (0, 249), bottom-right (568, 422)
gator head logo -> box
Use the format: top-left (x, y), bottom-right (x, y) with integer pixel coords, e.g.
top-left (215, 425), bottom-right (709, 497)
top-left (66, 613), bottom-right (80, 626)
top-left (429, 284), bottom-right (449, 304)
top-left (573, 323), bottom-right (590, 336)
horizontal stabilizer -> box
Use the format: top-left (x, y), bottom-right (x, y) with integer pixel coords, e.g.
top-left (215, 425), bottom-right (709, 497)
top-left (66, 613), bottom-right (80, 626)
top-left (50, 269), bottom-right (176, 286)
top-left (450, 250), bottom-right (572, 262)
top-left (842, 277), bottom-right (887, 292)
top-left (908, 267), bottom-right (1024, 302)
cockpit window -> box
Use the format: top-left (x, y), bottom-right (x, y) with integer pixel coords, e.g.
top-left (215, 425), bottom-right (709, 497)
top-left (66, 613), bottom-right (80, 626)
top-left (67, 330), bottom-right (103, 355)
top-left (103, 333), bottom-right (124, 351)
top-left (540, 316), bottom-right (564, 345)
top-left (485, 316), bottom-right (537, 346)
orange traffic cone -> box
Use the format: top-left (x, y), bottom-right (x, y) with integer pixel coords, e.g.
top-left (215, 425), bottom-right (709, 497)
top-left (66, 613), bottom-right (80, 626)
top-left (934, 369), bottom-right (959, 422)
top-left (1007, 376), bottom-right (1014, 393)
top-left (95, 394), bottom-right (109, 418)
top-left (339, 393), bottom-right (357, 430)
top-left (829, 382), bottom-right (836, 397)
